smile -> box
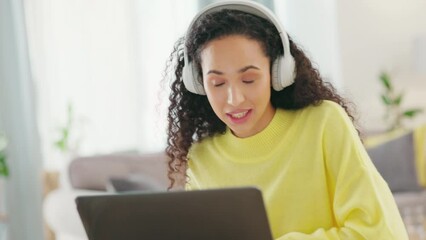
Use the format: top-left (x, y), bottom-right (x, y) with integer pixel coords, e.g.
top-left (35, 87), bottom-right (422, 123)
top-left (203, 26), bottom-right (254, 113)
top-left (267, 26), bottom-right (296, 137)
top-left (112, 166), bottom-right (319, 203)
top-left (226, 110), bottom-right (252, 124)
top-left (231, 111), bottom-right (249, 119)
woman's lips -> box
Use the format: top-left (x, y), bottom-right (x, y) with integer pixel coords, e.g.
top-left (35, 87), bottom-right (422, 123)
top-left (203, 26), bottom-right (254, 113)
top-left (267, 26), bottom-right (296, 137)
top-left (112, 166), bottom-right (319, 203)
top-left (226, 109), bottom-right (252, 124)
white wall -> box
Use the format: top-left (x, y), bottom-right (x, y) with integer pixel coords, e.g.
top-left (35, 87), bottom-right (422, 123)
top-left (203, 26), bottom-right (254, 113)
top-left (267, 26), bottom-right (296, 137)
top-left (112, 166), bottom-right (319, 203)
top-left (278, 0), bottom-right (426, 132)
top-left (134, 0), bottom-right (197, 152)
top-left (25, 0), bottom-right (143, 170)
top-left (337, 1), bottom-right (426, 132)
top-left (24, 0), bottom-right (198, 170)
top-left (275, 0), bottom-right (342, 90)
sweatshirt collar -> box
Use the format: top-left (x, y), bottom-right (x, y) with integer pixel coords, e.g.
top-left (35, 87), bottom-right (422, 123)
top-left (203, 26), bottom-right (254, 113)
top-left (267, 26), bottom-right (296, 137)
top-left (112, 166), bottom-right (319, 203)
top-left (214, 108), bottom-right (289, 163)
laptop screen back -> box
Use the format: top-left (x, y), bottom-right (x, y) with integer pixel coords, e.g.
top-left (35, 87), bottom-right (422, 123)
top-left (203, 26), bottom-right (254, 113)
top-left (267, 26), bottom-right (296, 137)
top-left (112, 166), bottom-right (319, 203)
top-left (76, 187), bottom-right (273, 240)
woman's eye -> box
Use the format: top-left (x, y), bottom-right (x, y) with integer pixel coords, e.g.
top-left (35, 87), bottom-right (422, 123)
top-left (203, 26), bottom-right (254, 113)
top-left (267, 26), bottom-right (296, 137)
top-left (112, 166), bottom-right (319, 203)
top-left (243, 80), bottom-right (254, 84)
top-left (210, 79), bottom-right (225, 87)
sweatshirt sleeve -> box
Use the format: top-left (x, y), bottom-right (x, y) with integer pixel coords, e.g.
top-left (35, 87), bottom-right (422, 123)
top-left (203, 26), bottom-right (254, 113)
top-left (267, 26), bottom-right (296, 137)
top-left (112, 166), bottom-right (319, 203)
top-left (276, 103), bottom-right (408, 240)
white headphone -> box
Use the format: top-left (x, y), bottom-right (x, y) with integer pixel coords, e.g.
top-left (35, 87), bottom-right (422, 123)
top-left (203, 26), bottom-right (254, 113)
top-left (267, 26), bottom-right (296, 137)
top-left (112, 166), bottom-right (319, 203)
top-left (182, 0), bottom-right (296, 95)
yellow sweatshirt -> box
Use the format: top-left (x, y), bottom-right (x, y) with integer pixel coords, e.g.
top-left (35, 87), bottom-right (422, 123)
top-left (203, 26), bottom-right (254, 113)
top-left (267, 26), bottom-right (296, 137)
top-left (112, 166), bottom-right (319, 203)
top-left (187, 100), bottom-right (408, 239)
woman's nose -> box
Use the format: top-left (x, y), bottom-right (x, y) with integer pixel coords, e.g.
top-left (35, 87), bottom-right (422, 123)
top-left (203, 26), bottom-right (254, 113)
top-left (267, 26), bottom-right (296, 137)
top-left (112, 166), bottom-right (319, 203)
top-left (227, 84), bottom-right (245, 106)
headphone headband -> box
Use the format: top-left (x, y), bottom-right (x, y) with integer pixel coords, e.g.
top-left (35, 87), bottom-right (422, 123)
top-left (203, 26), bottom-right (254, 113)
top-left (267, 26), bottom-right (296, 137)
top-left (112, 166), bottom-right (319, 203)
top-left (182, 0), bottom-right (296, 95)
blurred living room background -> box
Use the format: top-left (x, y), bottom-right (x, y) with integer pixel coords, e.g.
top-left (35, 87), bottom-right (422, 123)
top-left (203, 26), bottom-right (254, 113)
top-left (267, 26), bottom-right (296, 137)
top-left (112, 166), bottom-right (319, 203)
top-left (1, 0), bottom-right (426, 239)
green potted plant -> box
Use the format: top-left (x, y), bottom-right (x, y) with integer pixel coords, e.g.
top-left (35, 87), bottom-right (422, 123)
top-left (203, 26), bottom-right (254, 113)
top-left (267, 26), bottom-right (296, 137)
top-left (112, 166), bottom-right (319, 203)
top-left (53, 103), bottom-right (81, 188)
top-left (0, 132), bottom-right (9, 226)
top-left (379, 72), bottom-right (423, 131)
top-left (0, 132), bottom-right (8, 178)
top-left (54, 103), bottom-right (74, 154)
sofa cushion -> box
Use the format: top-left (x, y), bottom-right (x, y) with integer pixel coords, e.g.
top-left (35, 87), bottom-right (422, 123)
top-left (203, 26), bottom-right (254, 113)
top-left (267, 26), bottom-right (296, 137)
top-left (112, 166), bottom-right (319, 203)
top-left (367, 131), bottom-right (422, 192)
top-left (106, 174), bottom-right (165, 192)
top-left (69, 152), bottom-right (169, 191)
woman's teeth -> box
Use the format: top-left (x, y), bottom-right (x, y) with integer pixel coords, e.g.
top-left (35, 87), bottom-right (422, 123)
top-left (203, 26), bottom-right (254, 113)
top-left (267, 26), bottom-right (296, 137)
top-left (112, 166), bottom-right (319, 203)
top-left (231, 111), bottom-right (248, 119)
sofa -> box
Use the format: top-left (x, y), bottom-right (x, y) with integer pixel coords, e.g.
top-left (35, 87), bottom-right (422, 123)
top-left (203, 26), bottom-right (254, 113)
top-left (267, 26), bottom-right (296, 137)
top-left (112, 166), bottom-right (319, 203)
top-left (43, 152), bottom-right (170, 240)
top-left (364, 126), bottom-right (426, 211)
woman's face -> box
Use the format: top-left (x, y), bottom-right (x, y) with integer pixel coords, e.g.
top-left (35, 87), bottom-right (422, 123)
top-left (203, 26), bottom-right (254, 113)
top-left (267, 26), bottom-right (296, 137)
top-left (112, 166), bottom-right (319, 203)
top-left (200, 35), bottom-right (275, 138)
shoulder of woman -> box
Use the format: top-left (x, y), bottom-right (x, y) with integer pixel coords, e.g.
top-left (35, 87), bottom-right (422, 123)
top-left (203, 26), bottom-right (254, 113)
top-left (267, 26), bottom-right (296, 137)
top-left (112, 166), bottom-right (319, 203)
top-left (298, 100), bottom-right (346, 118)
top-left (316, 100), bottom-right (344, 112)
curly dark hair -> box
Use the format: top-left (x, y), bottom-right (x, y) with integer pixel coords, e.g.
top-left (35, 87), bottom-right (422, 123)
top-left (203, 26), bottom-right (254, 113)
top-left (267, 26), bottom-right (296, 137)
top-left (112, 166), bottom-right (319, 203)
top-left (163, 9), bottom-right (357, 189)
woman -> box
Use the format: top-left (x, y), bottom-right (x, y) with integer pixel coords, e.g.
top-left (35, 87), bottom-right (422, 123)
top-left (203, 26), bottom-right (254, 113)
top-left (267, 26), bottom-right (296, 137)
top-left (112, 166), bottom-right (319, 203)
top-left (163, 1), bottom-right (408, 239)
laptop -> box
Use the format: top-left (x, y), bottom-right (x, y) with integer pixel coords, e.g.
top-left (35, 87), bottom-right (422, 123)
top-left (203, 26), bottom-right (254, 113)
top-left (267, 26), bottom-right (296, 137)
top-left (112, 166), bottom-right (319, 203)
top-left (76, 187), bottom-right (273, 240)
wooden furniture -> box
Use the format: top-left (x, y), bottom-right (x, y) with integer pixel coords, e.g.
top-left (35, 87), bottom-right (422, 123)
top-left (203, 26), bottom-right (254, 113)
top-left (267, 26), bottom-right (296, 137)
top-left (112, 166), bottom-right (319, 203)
top-left (43, 171), bottom-right (59, 240)
top-left (0, 213), bottom-right (7, 239)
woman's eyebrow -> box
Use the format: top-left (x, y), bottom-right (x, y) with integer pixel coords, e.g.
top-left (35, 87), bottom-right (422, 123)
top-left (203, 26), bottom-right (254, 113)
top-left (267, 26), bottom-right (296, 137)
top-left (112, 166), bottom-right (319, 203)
top-left (207, 70), bottom-right (224, 75)
top-left (207, 65), bottom-right (260, 75)
top-left (238, 65), bottom-right (260, 73)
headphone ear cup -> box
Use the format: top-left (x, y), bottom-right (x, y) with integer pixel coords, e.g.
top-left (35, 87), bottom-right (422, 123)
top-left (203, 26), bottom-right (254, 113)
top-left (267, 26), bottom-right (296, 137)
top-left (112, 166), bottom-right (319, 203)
top-left (271, 56), bottom-right (296, 91)
top-left (271, 59), bottom-right (280, 91)
top-left (182, 62), bottom-right (206, 95)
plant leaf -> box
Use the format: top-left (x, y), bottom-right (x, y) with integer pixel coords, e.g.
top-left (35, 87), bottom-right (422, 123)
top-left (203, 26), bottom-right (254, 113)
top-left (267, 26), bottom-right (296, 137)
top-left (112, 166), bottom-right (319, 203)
top-left (0, 152), bottom-right (9, 177)
top-left (381, 95), bottom-right (392, 105)
top-left (403, 109), bottom-right (423, 118)
top-left (380, 72), bottom-right (393, 91)
top-left (61, 128), bottom-right (69, 138)
top-left (394, 94), bottom-right (403, 106)
top-left (54, 139), bottom-right (67, 152)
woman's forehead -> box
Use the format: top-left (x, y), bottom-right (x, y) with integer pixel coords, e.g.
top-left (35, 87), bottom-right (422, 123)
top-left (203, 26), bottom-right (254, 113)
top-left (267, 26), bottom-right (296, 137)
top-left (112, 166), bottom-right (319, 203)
top-left (200, 35), bottom-right (270, 75)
